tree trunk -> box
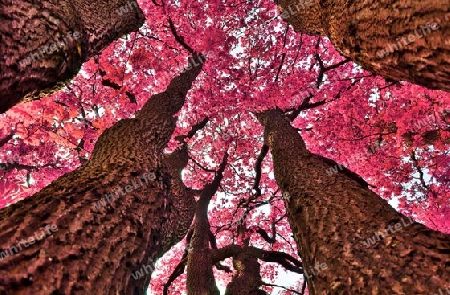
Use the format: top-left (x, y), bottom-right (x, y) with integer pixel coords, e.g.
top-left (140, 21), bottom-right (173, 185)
top-left (0, 0), bottom-right (145, 113)
top-left (0, 60), bottom-right (203, 295)
top-left (257, 109), bottom-right (450, 294)
top-left (225, 252), bottom-right (267, 295)
top-left (277, 0), bottom-right (450, 92)
top-left (186, 154), bottom-right (227, 295)
top-left (211, 244), bottom-right (302, 295)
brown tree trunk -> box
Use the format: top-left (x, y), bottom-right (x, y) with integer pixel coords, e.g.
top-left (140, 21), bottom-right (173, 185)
top-left (186, 154), bottom-right (228, 295)
top-left (277, 0), bottom-right (450, 92)
top-left (0, 59), bottom-right (203, 294)
top-left (0, 0), bottom-right (145, 113)
top-left (224, 252), bottom-right (267, 295)
top-left (257, 109), bottom-right (450, 294)
top-left (211, 244), bottom-right (303, 295)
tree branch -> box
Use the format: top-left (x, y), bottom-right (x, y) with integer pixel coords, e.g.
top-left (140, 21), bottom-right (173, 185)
top-left (163, 256), bottom-right (188, 295)
top-left (176, 117), bottom-right (209, 143)
top-left (167, 18), bottom-right (195, 54)
top-left (411, 149), bottom-right (429, 189)
top-left (255, 225), bottom-right (276, 244)
top-left (261, 282), bottom-right (304, 295)
top-left (252, 144), bottom-right (269, 197)
top-left (211, 245), bottom-right (303, 274)
top-left (0, 133), bottom-right (13, 148)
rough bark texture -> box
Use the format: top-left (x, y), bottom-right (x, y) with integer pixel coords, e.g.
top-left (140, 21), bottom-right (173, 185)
top-left (210, 243), bottom-right (302, 294)
top-left (0, 0), bottom-right (145, 113)
top-left (257, 109), bottom-right (450, 294)
top-left (278, 0), bottom-right (450, 92)
top-left (224, 252), bottom-right (267, 295)
top-left (0, 61), bottom-right (203, 294)
top-left (210, 243), bottom-right (303, 294)
top-left (224, 222), bottom-right (267, 295)
top-left (186, 154), bottom-right (227, 295)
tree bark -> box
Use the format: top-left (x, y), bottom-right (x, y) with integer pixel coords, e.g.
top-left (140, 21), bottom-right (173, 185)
top-left (224, 252), bottom-right (267, 295)
top-left (186, 153), bottom-right (228, 295)
top-left (0, 59), bottom-right (203, 294)
top-left (211, 244), bottom-right (302, 295)
top-left (277, 0), bottom-right (450, 92)
top-left (0, 0), bottom-right (145, 113)
top-left (257, 109), bottom-right (450, 294)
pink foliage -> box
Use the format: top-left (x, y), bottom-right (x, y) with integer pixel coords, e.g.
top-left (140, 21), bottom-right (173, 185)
top-left (1, 0), bottom-right (449, 293)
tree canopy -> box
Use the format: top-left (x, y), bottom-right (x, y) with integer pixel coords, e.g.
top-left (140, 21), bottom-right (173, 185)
top-left (0, 0), bottom-right (449, 293)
